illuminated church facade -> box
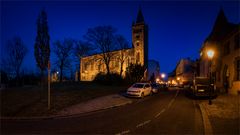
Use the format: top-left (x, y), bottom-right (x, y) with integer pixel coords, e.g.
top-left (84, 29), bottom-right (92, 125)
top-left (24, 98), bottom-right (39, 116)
top-left (80, 9), bottom-right (148, 81)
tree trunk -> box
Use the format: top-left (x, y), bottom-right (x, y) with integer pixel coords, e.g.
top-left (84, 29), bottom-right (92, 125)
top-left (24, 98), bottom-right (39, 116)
top-left (60, 66), bottom-right (63, 82)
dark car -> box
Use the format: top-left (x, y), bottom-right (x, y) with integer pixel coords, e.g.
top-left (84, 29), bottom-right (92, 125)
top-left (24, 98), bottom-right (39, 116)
top-left (151, 83), bottom-right (160, 93)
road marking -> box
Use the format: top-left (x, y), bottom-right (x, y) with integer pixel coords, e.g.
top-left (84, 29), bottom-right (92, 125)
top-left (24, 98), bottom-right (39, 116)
top-left (155, 108), bottom-right (166, 118)
top-left (167, 99), bottom-right (175, 109)
top-left (136, 120), bottom-right (151, 128)
top-left (115, 130), bottom-right (130, 135)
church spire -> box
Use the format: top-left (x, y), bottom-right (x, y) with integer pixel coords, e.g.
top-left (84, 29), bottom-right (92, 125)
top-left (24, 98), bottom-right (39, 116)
top-left (136, 8), bottom-right (144, 23)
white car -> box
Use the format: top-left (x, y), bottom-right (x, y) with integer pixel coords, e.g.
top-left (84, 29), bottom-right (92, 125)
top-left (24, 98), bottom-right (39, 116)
top-left (127, 83), bottom-right (152, 98)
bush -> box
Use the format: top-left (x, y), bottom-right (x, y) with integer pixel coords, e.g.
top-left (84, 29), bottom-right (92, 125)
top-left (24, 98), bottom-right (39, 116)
top-left (94, 72), bottom-right (123, 85)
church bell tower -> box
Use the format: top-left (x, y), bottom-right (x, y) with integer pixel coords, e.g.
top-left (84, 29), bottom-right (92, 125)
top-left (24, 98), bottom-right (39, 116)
top-left (132, 8), bottom-right (148, 68)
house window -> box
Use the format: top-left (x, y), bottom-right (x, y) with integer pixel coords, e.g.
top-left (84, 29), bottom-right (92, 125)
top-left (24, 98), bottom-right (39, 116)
top-left (234, 34), bottom-right (240, 50)
top-left (223, 41), bottom-right (230, 56)
top-left (237, 59), bottom-right (240, 80)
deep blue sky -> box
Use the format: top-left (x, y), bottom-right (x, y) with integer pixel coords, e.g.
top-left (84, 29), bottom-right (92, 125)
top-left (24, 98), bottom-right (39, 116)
top-left (1, 0), bottom-right (239, 74)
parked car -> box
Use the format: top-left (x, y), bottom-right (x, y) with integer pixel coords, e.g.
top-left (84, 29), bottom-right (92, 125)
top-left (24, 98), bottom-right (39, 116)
top-left (127, 83), bottom-right (152, 98)
top-left (190, 77), bottom-right (216, 97)
top-left (151, 83), bottom-right (160, 93)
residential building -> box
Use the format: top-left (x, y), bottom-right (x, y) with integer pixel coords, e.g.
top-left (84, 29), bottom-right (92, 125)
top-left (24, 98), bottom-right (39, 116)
top-left (148, 60), bottom-right (160, 82)
top-left (175, 58), bottom-right (195, 85)
top-left (199, 8), bottom-right (240, 95)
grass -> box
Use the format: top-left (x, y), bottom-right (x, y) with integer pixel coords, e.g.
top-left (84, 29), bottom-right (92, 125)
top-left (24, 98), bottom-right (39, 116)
top-left (0, 81), bottom-right (129, 117)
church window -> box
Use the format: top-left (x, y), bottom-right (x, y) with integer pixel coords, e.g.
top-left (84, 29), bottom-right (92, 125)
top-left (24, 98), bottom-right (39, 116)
top-left (136, 52), bottom-right (140, 64)
top-left (135, 34), bottom-right (140, 39)
top-left (136, 42), bottom-right (139, 46)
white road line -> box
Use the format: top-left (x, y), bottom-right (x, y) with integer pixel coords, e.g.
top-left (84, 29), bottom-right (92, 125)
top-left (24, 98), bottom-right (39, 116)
top-left (155, 108), bottom-right (166, 118)
top-left (115, 130), bottom-right (130, 135)
top-left (167, 99), bottom-right (175, 109)
top-left (136, 120), bottom-right (151, 128)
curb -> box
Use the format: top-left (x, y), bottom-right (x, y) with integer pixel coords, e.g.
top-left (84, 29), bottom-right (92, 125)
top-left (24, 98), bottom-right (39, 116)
top-left (0, 100), bottom-right (132, 120)
top-left (199, 103), bottom-right (213, 135)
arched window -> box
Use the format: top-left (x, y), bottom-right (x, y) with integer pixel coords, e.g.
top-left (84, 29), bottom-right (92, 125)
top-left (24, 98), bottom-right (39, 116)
top-left (136, 52), bottom-right (140, 64)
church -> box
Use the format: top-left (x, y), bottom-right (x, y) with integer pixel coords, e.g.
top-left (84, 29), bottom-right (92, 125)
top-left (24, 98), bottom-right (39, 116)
top-left (80, 9), bottom-right (149, 81)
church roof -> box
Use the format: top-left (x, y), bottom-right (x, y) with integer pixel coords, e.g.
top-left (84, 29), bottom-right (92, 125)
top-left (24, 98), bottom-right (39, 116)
top-left (205, 8), bottom-right (238, 42)
top-left (136, 8), bottom-right (144, 24)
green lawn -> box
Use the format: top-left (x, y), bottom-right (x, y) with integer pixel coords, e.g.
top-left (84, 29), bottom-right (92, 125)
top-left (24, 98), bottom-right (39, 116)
top-left (0, 82), bottom-right (129, 117)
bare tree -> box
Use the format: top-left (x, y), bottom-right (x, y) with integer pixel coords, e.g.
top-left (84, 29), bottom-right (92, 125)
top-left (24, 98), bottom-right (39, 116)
top-left (53, 39), bottom-right (74, 82)
top-left (84, 25), bottom-right (116, 75)
top-left (115, 35), bottom-right (130, 77)
top-left (4, 36), bottom-right (28, 82)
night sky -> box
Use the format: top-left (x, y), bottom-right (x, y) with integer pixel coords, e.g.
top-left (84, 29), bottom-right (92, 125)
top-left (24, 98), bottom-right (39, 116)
top-left (1, 1), bottom-right (239, 75)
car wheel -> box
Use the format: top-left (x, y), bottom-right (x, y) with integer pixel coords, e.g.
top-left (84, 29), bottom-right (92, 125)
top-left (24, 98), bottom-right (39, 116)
top-left (141, 92), bottom-right (144, 98)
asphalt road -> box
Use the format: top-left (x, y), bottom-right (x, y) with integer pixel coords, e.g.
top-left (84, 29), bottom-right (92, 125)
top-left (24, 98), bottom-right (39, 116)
top-left (1, 88), bottom-right (204, 134)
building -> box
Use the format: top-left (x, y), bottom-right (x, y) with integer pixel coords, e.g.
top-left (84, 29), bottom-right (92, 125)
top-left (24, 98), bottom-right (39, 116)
top-left (148, 60), bottom-right (160, 82)
top-left (175, 58), bottom-right (195, 86)
top-left (80, 9), bottom-right (148, 81)
top-left (199, 8), bottom-right (240, 95)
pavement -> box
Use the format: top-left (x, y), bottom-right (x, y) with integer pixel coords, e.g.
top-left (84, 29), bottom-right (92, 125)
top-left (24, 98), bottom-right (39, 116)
top-left (57, 94), bottom-right (132, 116)
top-left (199, 94), bottom-right (239, 134)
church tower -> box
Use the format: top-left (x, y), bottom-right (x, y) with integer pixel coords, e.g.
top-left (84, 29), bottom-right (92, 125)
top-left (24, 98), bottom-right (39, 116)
top-left (132, 8), bottom-right (148, 68)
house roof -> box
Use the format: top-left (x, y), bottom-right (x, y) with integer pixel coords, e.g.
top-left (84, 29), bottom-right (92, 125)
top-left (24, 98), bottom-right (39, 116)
top-left (205, 8), bottom-right (238, 42)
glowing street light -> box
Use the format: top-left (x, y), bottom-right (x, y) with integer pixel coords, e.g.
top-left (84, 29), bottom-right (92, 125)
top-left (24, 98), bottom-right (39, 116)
top-left (207, 50), bottom-right (214, 59)
top-left (177, 77), bottom-right (180, 81)
top-left (161, 73), bottom-right (166, 79)
top-left (207, 49), bottom-right (215, 105)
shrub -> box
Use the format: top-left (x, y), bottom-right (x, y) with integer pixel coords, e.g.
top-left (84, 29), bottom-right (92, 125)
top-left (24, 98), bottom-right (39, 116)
top-left (94, 72), bottom-right (123, 85)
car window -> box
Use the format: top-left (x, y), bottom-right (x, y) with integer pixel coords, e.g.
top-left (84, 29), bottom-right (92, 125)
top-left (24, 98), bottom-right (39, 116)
top-left (151, 84), bottom-right (157, 87)
top-left (132, 84), bottom-right (144, 88)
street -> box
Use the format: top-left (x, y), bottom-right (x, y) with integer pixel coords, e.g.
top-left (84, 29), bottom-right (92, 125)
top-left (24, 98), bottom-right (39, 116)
top-left (1, 88), bottom-right (204, 134)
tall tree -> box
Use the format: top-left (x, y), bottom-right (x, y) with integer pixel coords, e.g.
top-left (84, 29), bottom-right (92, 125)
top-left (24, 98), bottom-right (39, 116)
top-left (53, 39), bottom-right (74, 82)
top-left (4, 36), bottom-right (28, 82)
top-left (34, 9), bottom-right (50, 80)
top-left (115, 35), bottom-right (129, 77)
top-left (84, 25), bottom-right (116, 75)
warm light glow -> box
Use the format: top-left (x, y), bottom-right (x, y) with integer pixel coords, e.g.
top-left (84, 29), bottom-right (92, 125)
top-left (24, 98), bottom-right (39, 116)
top-left (207, 50), bottom-right (214, 59)
top-left (161, 73), bottom-right (166, 78)
top-left (156, 78), bottom-right (160, 82)
top-left (177, 77), bottom-right (180, 81)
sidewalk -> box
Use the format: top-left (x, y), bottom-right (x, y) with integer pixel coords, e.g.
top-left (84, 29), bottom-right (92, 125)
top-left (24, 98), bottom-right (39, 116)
top-left (58, 94), bottom-right (132, 116)
top-left (200, 94), bottom-right (239, 134)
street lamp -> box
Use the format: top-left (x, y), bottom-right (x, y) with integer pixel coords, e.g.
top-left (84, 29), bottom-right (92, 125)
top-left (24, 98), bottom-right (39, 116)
top-left (207, 49), bottom-right (214, 105)
top-left (161, 73), bottom-right (166, 79)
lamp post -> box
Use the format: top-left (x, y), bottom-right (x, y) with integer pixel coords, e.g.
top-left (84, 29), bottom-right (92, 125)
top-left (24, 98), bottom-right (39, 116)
top-left (207, 50), bottom-right (214, 105)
